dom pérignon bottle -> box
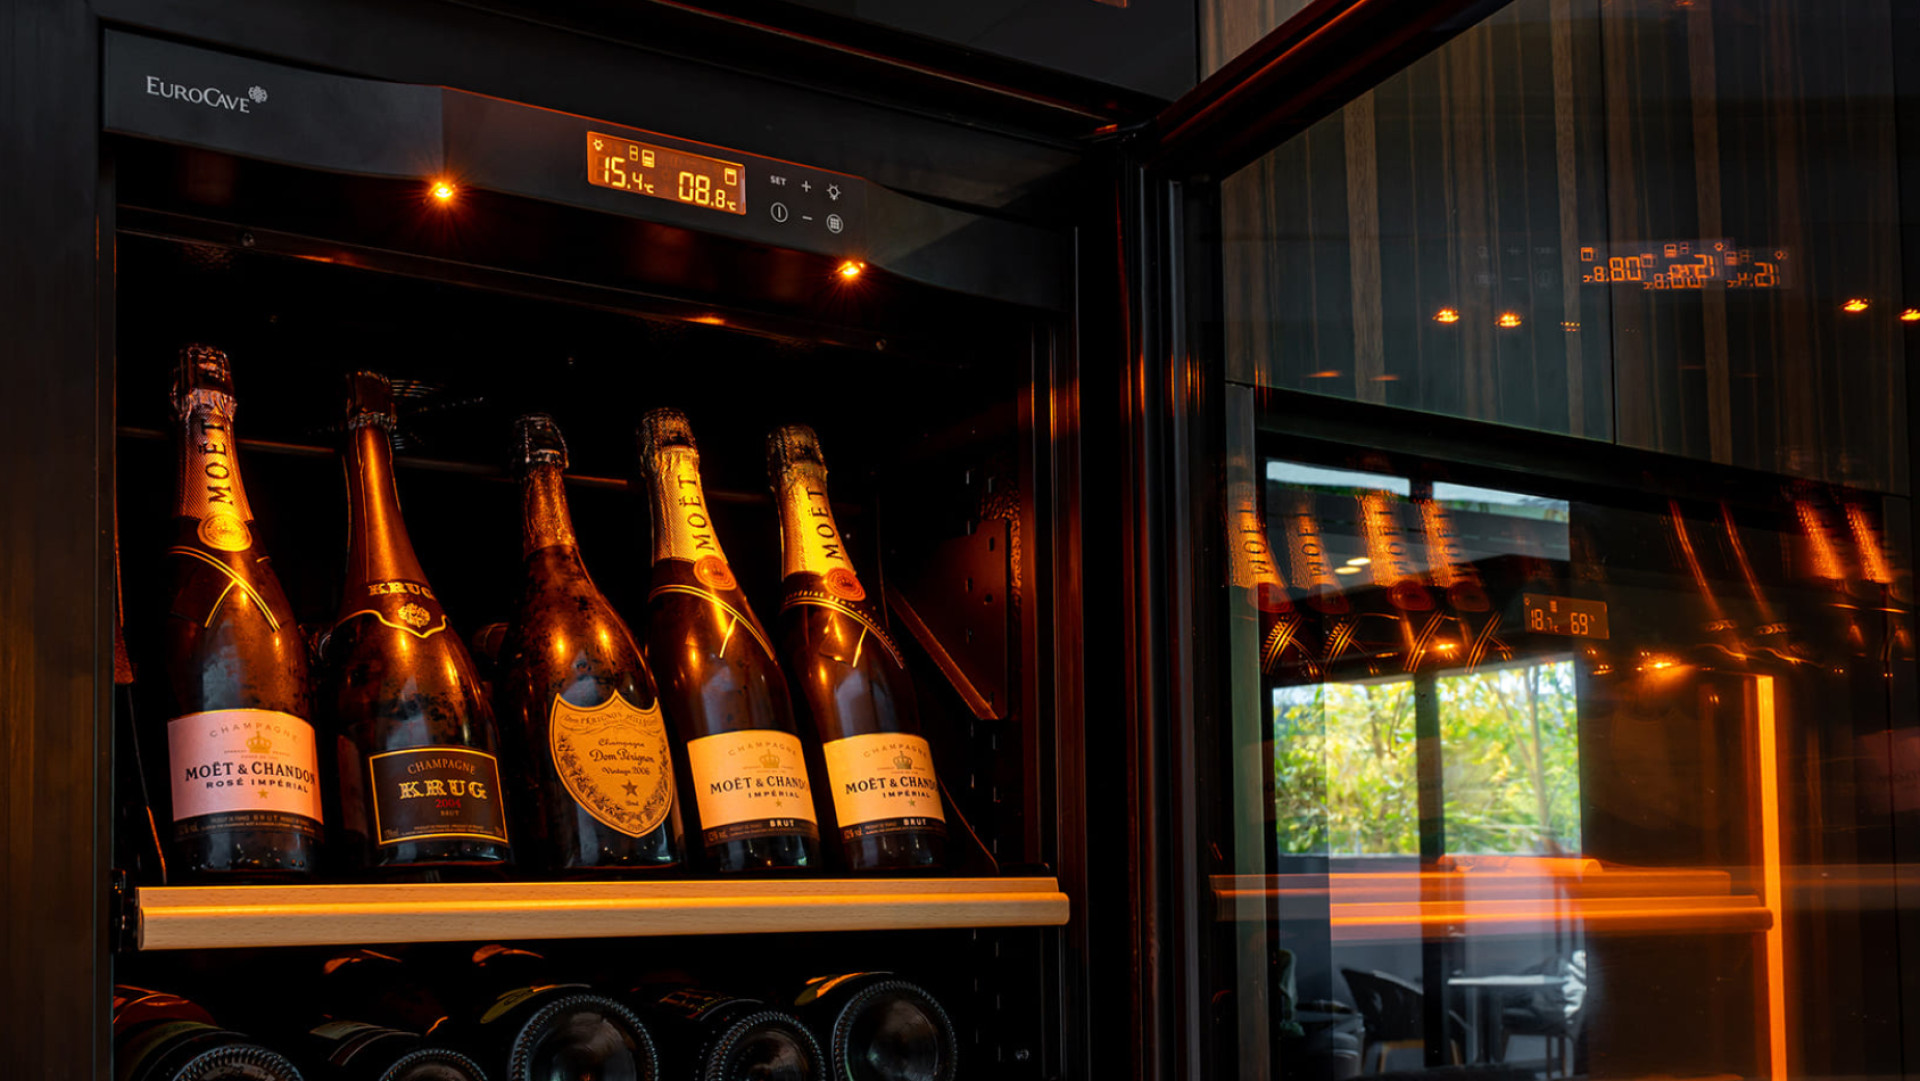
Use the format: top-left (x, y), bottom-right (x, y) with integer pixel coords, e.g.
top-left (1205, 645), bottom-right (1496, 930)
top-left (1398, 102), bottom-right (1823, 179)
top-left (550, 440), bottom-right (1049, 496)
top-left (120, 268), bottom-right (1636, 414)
top-left (636, 408), bottom-right (819, 873)
top-left (159, 344), bottom-right (324, 880)
top-left (629, 987), bottom-right (821, 1081)
top-left (115, 985), bottom-right (305, 1081)
top-left (767, 425), bottom-right (945, 872)
top-left (791, 974), bottom-right (957, 1081)
top-left (324, 371), bottom-right (512, 876)
top-left (497, 414), bottom-right (682, 873)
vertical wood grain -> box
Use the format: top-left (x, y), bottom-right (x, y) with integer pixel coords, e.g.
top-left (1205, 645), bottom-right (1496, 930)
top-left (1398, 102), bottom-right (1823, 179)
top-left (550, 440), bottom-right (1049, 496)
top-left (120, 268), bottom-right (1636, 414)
top-left (1550, 0), bottom-right (1588, 436)
top-left (0, 1), bottom-right (108, 1078)
top-left (1344, 92), bottom-right (1386, 400)
top-left (1685, 0), bottom-right (1733, 464)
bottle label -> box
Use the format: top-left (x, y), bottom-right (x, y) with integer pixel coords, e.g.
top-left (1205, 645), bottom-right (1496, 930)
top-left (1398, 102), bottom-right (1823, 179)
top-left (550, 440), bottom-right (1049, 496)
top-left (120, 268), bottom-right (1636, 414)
top-left (794, 972), bottom-right (876, 1006)
top-left (548, 691), bottom-right (676, 838)
top-left (479, 984), bottom-right (584, 1025)
top-left (683, 729), bottom-right (819, 842)
top-left (777, 474), bottom-right (862, 598)
top-left (336, 578), bottom-right (450, 639)
top-left (177, 411), bottom-right (255, 553)
top-left (367, 747), bottom-right (510, 845)
top-left (651, 448), bottom-right (733, 582)
top-left (653, 987), bottom-right (732, 1020)
top-left (166, 709), bottom-right (324, 833)
top-left (821, 733), bottom-right (946, 837)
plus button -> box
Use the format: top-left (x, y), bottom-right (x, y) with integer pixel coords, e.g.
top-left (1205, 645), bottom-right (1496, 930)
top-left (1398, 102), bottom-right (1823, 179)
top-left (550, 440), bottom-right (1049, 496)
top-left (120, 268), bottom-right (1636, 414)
top-left (801, 180), bottom-right (812, 193)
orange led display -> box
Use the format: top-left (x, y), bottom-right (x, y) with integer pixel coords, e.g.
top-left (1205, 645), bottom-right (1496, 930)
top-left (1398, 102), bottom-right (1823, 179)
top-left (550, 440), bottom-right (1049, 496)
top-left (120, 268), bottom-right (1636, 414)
top-left (1581, 239), bottom-right (1788, 290)
top-left (587, 131), bottom-right (745, 215)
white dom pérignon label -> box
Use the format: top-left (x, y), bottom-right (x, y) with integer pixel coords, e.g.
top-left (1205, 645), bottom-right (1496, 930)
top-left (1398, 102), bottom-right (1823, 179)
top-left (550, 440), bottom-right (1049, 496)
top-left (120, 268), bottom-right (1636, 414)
top-left (167, 708), bottom-right (323, 823)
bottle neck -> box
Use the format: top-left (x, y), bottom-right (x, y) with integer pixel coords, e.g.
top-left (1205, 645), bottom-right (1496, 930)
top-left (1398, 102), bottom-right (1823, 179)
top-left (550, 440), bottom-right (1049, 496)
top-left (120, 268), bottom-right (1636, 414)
top-left (521, 464), bottom-right (579, 558)
top-left (646, 446), bottom-right (731, 567)
top-left (175, 407), bottom-right (257, 552)
top-left (343, 421), bottom-right (430, 589)
top-left (773, 460), bottom-right (857, 582)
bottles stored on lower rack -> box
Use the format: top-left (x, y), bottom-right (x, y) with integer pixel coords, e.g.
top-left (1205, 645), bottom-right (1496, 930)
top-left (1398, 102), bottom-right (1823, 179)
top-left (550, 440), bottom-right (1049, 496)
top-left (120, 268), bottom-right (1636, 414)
top-left (117, 963), bottom-right (958, 1081)
top-left (115, 985), bottom-right (307, 1081)
top-left (630, 986), bottom-right (822, 1081)
top-left (790, 973), bottom-right (958, 1081)
top-left (122, 347), bottom-right (987, 883)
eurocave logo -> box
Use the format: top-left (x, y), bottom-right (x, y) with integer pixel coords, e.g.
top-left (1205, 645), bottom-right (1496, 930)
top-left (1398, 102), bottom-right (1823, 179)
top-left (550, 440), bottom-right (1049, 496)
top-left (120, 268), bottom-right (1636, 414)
top-left (144, 75), bottom-right (268, 113)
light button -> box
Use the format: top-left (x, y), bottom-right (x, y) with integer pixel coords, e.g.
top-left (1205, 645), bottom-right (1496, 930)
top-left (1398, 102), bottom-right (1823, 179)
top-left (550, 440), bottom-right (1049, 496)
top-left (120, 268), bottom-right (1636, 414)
top-left (769, 202), bottom-right (789, 223)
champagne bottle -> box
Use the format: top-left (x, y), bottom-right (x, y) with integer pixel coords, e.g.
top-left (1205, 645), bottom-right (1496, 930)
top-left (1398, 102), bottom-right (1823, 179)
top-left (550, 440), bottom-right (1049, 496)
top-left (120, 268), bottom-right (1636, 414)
top-left (324, 371), bottom-right (512, 876)
top-left (629, 987), bottom-right (821, 1081)
top-left (766, 425), bottom-right (945, 872)
top-left (463, 946), bottom-right (660, 1081)
top-left (299, 1022), bottom-right (489, 1081)
top-left (158, 344), bottom-right (323, 880)
top-left (635, 408), bottom-right (819, 873)
top-left (790, 973), bottom-right (957, 1081)
top-left (115, 986), bottom-right (305, 1081)
top-left (497, 414), bottom-right (683, 873)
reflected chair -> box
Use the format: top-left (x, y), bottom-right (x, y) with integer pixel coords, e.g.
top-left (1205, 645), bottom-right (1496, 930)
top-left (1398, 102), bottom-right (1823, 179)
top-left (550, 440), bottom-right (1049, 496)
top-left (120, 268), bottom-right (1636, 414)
top-left (1340, 967), bottom-right (1466, 1073)
top-left (1493, 951), bottom-right (1587, 1077)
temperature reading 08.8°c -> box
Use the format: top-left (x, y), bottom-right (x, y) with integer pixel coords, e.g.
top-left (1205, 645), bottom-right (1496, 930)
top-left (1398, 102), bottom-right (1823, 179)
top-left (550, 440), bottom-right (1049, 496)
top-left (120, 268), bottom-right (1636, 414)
top-left (587, 131), bottom-right (745, 216)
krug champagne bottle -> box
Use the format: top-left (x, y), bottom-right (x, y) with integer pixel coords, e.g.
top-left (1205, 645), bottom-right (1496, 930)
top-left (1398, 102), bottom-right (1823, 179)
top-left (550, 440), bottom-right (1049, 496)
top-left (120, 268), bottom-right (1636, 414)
top-left (325, 371), bottom-right (512, 876)
top-left (300, 1022), bottom-right (489, 1081)
top-left (463, 946), bottom-right (660, 1081)
top-left (116, 986), bottom-right (306, 1081)
top-left (790, 974), bottom-right (957, 1081)
top-left (766, 426), bottom-right (945, 872)
top-left (636, 409), bottom-right (819, 873)
top-left (159, 344), bottom-right (324, 880)
top-left (629, 987), bottom-right (821, 1081)
top-left (497, 415), bottom-right (682, 874)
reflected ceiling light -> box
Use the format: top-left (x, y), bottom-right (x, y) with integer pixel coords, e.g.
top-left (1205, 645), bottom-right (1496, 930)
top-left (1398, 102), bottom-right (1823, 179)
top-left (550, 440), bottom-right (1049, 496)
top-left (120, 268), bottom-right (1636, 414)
top-left (1434, 308), bottom-right (1461, 324)
top-left (836, 260), bottom-right (867, 280)
top-left (1842, 298), bottom-right (1869, 313)
top-left (1562, 321), bottom-right (1580, 332)
top-left (429, 179), bottom-right (457, 203)
top-left (1345, 557), bottom-right (1371, 566)
top-left (1333, 566), bottom-right (1362, 575)
top-left (1370, 374), bottom-right (1400, 382)
top-left (1900, 308), bottom-right (1920, 323)
top-left (1496, 312), bottom-right (1524, 328)
top-left (1307, 369), bottom-right (1342, 378)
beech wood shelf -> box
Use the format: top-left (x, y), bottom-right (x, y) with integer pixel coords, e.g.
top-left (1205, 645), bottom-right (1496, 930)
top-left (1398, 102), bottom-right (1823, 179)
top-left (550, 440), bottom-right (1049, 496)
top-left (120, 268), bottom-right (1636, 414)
top-left (133, 877), bottom-right (1069, 951)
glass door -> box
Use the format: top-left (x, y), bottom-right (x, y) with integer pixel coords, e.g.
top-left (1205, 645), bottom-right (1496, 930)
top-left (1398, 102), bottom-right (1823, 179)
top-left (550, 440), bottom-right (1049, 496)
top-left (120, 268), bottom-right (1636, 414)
top-left (1159, 0), bottom-right (1920, 1077)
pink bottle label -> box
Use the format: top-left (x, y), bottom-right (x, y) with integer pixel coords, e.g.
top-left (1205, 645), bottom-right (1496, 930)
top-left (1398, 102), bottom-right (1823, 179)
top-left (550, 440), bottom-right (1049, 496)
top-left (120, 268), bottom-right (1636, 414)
top-left (167, 709), bottom-right (324, 825)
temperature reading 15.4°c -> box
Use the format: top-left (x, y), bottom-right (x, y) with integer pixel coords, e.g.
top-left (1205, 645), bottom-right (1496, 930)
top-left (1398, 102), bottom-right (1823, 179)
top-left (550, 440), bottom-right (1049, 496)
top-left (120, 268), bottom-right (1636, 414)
top-left (586, 131), bottom-right (745, 216)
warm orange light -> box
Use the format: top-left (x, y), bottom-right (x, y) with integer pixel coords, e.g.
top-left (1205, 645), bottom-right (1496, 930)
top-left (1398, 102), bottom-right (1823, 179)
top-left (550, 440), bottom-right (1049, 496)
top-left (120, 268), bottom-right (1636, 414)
top-left (1434, 307), bottom-right (1460, 324)
top-left (1842, 298), bottom-right (1869, 313)
top-left (1306, 370), bottom-right (1342, 378)
top-left (1755, 676), bottom-right (1787, 1081)
top-left (430, 180), bottom-right (457, 203)
top-left (1562, 321), bottom-right (1580, 332)
top-left (836, 260), bottom-right (866, 280)
top-left (1900, 308), bottom-right (1920, 323)
top-left (689, 315), bottom-right (727, 326)
top-left (1496, 311), bottom-right (1523, 328)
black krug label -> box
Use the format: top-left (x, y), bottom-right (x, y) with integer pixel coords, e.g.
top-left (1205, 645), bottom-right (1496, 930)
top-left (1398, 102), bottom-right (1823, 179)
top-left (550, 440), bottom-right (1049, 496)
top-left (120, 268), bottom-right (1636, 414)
top-left (367, 746), bottom-right (509, 845)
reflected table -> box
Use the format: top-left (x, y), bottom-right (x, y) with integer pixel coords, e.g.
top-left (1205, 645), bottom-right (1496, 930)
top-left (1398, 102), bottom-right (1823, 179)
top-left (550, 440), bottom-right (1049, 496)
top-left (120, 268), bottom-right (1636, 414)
top-left (1447, 974), bottom-right (1557, 1064)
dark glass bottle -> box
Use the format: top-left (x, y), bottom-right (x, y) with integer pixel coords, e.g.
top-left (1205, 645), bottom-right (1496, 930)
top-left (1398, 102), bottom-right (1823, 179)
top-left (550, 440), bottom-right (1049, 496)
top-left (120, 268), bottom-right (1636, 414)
top-left (766, 425), bottom-right (945, 873)
top-left (630, 987), bottom-right (821, 1081)
top-left (158, 344), bottom-right (323, 880)
top-left (300, 1022), bottom-right (489, 1081)
top-left (115, 985), bottom-right (306, 1081)
top-left (635, 408), bottom-right (819, 873)
top-left (463, 946), bottom-right (660, 1081)
top-left (323, 371), bottom-right (512, 877)
top-left (497, 415), bottom-right (682, 874)
top-left (790, 974), bottom-right (957, 1081)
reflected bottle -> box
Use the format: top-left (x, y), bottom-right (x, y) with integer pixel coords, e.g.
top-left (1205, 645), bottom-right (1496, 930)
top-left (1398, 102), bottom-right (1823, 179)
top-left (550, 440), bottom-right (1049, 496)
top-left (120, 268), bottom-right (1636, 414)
top-left (635, 408), bottom-right (819, 873)
top-left (324, 371), bottom-right (512, 877)
top-left (497, 414), bottom-right (683, 874)
top-left (767, 425), bottom-right (945, 872)
top-left (116, 985), bottom-right (306, 1081)
top-left (159, 344), bottom-right (324, 881)
top-left (790, 974), bottom-right (957, 1081)
top-left (630, 987), bottom-right (821, 1081)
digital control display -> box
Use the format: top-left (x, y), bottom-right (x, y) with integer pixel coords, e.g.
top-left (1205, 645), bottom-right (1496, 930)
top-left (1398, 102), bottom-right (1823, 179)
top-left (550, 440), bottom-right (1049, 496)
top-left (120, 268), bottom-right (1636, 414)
top-left (1579, 240), bottom-right (1791, 290)
top-left (587, 131), bottom-right (744, 215)
top-left (1523, 594), bottom-right (1610, 639)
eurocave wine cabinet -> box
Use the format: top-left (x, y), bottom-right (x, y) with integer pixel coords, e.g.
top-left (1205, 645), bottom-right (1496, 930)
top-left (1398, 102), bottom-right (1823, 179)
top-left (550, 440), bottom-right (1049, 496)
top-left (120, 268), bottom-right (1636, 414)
top-left (7, 0), bottom-right (1920, 1079)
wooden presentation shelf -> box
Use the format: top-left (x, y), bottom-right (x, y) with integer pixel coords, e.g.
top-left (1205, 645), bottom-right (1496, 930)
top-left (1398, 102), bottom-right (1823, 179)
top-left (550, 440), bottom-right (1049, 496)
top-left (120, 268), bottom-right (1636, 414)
top-left (132, 877), bottom-right (1069, 951)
